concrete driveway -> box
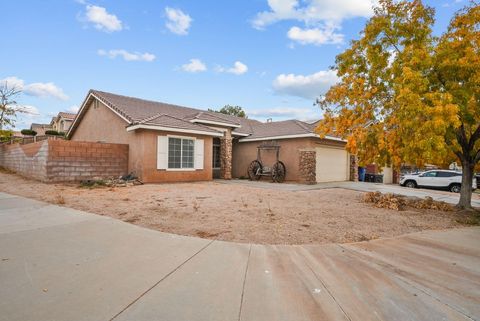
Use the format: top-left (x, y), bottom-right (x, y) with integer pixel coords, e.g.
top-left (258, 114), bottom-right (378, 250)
top-left (1, 192), bottom-right (479, 321)
top-left (218, 179), bottom-right (480, 207)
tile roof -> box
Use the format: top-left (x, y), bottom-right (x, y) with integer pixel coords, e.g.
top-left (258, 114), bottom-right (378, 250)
top-left (137, 114), bottom-right (222, 134)
top-left (69, 89), bottom-right (343, 142)
top-left (90, 90), bottom-right (256, 136)
top-left (184, 111), bottom-right (241, 126)
top-left (58, 112), bottom-right (76, 120)
top-left (241, 120), bottom-right (316, 140)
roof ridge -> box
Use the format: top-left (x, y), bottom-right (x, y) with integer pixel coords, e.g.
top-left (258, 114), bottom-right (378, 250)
top-left (197, 111), bottom-right (241, 125)
top-left (185, 110), bottom-right (241, 125)
top-left (90, 90), bottom-right (134, 123)
top-left (92, 89), bottom-right (205, 116)
top-left (138, 113), bottom-right (166, 124)
top-left (293, 120), bottom-right (311, 132)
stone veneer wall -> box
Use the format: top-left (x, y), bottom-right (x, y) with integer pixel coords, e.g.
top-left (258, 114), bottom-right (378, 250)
top-left (299, 149), bottom-right (316, 184)
top-left (0, 140), bottom-right (128, 182)
top-left (220, 131), bottom-right (232, 180)
top-left (350, 154), bottom-right (359, 181)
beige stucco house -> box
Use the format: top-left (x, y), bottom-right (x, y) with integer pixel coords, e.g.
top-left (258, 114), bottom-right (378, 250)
top-left (51, 112), bottom-right (76, 133)
top-left (67, 90), bottom-right (352, 183)
top-left (30, 123), bottom-right (53, 135)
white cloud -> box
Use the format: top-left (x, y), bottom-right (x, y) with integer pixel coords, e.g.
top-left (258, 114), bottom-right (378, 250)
top-left (287, 25), bottom-right (343, 45)
top-left (98, 49), bottom-right (156, 62)
top-left (0, 77), bottom-right (68, 101)
top-left (85, 5), bottom-right (123, 32)
top-left (24, 83), bottom-right (69, 101)
top-left (273, 69), bottom-right (338, 100)
top-left (165, 7), bottom-right (192, 35)
top-left (0, 76), bottom-right (24, 90)
top-left (68, 105), bottom-right (80, 113)
top-left (216, 61), bottom-right (248, 75)
top-left (248, 107), bottom-right (316, 121)
top-left (252, 0), bottom-right (376, 45)
top-left (181, 59), bottom-right (207, 73)
top-left (253, 0), bottom-right (375, 28)
top-left (16, 105), bottom-right (40, 117)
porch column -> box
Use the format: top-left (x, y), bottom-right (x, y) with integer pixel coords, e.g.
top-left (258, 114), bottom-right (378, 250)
top-left (220, 130), bottom-right (232, 179)
top-left (299, 149), bottom-right (316, 184)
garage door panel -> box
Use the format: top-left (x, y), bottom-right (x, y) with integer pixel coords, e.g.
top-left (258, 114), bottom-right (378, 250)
top-left (315, 147), bottom-right (348, 183)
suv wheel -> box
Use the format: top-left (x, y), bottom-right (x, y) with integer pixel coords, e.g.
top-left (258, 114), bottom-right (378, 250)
top-left (405, 180), bottom-right (417, 188)
top-left (449, 184), bottom-right (461, 193)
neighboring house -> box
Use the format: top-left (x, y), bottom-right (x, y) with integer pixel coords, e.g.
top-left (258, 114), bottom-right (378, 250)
top-left (30, 123), bottom-right (53, 136)
top-left (67, 90), bottom-right (351, 183)
top-left (51, 112), bottom-right (76, 133)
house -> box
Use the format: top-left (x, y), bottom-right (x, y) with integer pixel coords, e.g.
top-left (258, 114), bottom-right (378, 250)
top-left (51, 112), bottom-right (76, 133)
top-left (30, 123), bottom-right (53, 135)
top-left (67, 90), bottom-right (353, 183)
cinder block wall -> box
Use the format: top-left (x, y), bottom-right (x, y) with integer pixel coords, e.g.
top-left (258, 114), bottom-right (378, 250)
top-left (0, 140), bottom-right (129, 182)
top-left (0, 140), bottom-right (49, 181)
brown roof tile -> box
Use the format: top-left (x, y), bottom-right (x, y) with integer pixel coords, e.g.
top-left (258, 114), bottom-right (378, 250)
top-left (138, 114), bottom-right (222, 134)
top-left (70, 90), bottom-right (342, 142)
top-left (58, 112), bottom-right (76, 120)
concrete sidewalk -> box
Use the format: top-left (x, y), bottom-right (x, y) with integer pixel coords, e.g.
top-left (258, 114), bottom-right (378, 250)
top-left (217, 179), bottom-right (480, 207)
top-left (1, 192), bottom-right (479, 321)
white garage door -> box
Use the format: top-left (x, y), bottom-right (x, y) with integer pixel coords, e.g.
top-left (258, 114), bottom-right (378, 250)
top-left (315, 147), bottom-right (349, 183)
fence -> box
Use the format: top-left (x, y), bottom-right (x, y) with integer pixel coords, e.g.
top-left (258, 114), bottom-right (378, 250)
top-left (0, 140), bottom-right (129, 183)
top-left (0, 135), bottom-right (65, 146)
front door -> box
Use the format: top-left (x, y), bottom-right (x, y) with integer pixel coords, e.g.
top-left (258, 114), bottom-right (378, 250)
top-left (212, 138), bottom-right (221, 178)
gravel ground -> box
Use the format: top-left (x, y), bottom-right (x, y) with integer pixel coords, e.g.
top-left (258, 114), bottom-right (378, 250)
top-left (0, 171), bottom-right (475, 244)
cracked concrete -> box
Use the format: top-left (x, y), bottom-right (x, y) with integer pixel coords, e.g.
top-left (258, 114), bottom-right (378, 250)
top-left (1, 192), bottom-right (479, 321)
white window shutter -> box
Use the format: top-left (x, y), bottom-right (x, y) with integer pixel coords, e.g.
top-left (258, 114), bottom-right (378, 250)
top-left (157, 136), bottom-right (168, 169)
top-left (195, 139), bottom-right (204, 170)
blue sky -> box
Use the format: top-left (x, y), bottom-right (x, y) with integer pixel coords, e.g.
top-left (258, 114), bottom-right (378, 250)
top-left (1, 0), bottom-right (463, 129)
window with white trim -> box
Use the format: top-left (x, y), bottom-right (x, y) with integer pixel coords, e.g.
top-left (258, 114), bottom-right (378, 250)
top-left (168, 137), bottom-right (194, 169)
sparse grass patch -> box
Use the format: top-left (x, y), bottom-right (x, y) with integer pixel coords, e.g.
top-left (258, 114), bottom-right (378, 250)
top-left (193, 200), bottom-right (200, 212)
top-left (124, 216), bottom-right (140, 223)
top-left (0, 167), bottom-right (15, 174)
top-left (195, 230), bottom-right (221, 238)
top-left (455, 209), bottom-right (480, 226)
top-left (79, 179), bottom-right (107, 189)
top-left (54, 195), bottom-right (65, 205)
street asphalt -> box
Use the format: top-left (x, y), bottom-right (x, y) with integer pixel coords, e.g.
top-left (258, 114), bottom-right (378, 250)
top-left (0, 192), bottom-right (479, 321)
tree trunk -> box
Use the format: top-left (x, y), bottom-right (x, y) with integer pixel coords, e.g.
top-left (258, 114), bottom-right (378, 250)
top-left (457, 160), bottom-right (474, 209)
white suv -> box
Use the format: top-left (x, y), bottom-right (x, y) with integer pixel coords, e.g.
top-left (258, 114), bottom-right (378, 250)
top-left (400, 170), bottom-right (477, 193)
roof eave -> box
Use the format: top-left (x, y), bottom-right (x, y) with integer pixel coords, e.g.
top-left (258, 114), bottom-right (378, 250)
top-left (190, 119), bottom-right (241, 128)
top-left (66, 91), bottom-right (131, 139)
top-left (126, 124), bottom-right (224, 137)
top-left (239, 133), bottom-right (346, 143)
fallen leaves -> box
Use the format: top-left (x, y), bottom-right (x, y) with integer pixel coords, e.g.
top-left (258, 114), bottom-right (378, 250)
top-left (364, 192), bottom-right (453, 211)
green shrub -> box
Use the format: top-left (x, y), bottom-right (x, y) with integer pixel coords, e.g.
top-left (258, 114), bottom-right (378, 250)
top-left (21, 129), bottom-right (37, 136)
top-left (45, 130), bottom-right (60, 136)
top-left (0, 130), bottom-right (13, 142)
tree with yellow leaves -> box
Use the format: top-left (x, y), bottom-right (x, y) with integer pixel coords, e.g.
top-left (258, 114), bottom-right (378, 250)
top-left (317, 0), bottom-right (480, 209)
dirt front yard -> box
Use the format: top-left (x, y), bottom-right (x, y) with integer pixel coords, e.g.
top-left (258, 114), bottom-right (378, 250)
top-left (0, 171), bottom-right (475, 244)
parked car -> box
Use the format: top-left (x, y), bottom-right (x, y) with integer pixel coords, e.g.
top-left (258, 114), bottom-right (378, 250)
top-left (400, 170), bottom-right (477, 193)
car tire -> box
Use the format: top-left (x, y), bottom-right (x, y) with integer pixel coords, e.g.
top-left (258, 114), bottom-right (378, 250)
top-left (405, 180), bottom-right (417, 188)
top-left (449, 184), bottom-right (461, 193)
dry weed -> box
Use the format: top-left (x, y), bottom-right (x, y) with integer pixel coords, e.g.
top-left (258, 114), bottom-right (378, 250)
top-left (193, 200), bottom-right (200, 212)
top-left (364, 192), bottom-right (453, 211)
top-left (54, 195), bottom-right (66, 205)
